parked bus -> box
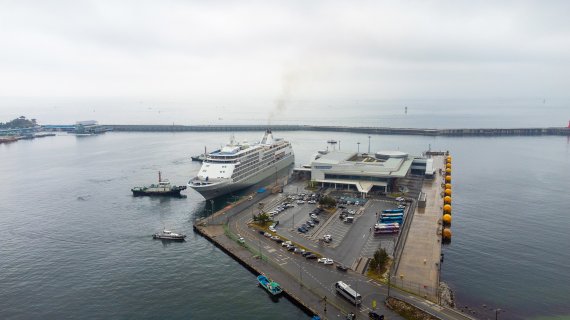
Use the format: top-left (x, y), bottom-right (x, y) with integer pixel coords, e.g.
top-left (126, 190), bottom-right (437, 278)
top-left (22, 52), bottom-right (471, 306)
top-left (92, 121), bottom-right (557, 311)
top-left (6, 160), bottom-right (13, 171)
top-left (335, 281), bottom-right (362, 305)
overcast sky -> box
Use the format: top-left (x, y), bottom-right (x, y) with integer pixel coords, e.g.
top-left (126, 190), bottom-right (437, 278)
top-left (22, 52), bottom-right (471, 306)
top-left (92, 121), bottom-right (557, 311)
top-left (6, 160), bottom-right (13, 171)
top-left (0, 0), bottom-right (569, 124)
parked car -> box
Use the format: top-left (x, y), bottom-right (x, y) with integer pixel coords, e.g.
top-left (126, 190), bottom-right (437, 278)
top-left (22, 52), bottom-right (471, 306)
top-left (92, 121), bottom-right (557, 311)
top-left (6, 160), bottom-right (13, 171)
top-left (336, 264), bottom-right (348, 272)
top-left (297, 227), bottom-right (308, 233)
top-left (305, 254), bottom-right (318, 259)
top-left (269, 226), bottom-right (276, 232)
top-left (368, 311), bottom-right (384, 320)
top-left (281, 241), bottom-right (292, 247)
top-left (294, 248), bottom-right (306, 254)
top-left (306, 221), bottom-right (315, 227)
top-left (270, 236), bottom-right (280, 241)
top-left (396, 197), bottom-right (405, 202)
top-left (275, 239), bottom-right (284, 244)
top-left (311, 218), bottom-right (320, 224)
top-left (318, 258), bottom-right (334, 265)
top-left (264, 232), bottom-right (272, 237)
top-left (323, 235), bottom-right (332, 242)
top-left (302, 251), bottom-right (313, 257)
top-left (308, 200), bottom-right (317, 204)
top-left (287, 246), bottom-right (296, 251)
top-left (297, 200), bottom-right (305, 204)
top-left (338, 205), bottom-right (346, 209)
top-left (258, 230), bottom-right (265, 235)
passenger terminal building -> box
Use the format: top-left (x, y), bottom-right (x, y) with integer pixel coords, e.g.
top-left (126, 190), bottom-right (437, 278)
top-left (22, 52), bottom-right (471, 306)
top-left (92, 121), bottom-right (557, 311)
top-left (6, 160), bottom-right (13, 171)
top-left (303, 150), bottom-right (433, 197)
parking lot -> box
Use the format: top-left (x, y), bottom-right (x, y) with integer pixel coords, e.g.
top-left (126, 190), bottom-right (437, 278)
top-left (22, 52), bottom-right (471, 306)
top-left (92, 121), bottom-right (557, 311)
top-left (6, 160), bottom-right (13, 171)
top-left (263, 187), bottom-right (410, 268)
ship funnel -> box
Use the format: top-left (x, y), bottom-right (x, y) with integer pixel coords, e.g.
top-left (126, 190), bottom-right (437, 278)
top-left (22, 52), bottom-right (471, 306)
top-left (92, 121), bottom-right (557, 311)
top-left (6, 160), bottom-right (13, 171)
top-left (261, 129), bottom-right (274, 145)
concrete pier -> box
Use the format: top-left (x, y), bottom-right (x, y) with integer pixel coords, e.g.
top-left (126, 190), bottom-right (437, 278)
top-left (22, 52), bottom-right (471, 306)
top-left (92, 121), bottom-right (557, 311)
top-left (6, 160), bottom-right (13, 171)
top-left (394, 155), bottom-right (446, 301)
top-left (192, 178), bottom-right (475, 320)
top-left (107, 124), bottom-right (570, 136)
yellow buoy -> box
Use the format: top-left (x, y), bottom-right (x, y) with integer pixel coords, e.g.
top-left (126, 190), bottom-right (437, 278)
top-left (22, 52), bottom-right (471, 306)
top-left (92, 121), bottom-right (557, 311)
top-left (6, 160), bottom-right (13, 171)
top-left (444, 196), bottom-right (452, 204)
top-left (447, 156), bottom-right (452, 162)
top-left (443, 204), bottom-right (452, 213)
top-left (443, 228), bottom-right (452, 239)
top-left (446, 163), bottom-right (452, 169)
top-left (445, 175), bottom-right (451, 183)
top-left (445, 189), bottom-right (452, 196)
top-left (446, 168), bottom-right (452, 174)
top-left (445, 183), bottom-right (452, 189)
top-left (443, 214), bottom-right (452, 224)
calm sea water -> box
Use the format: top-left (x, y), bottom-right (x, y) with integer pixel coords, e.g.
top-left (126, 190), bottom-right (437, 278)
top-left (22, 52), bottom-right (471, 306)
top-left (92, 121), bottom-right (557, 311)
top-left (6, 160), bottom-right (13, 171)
top-left (1, 131), bottom-right (569, 319)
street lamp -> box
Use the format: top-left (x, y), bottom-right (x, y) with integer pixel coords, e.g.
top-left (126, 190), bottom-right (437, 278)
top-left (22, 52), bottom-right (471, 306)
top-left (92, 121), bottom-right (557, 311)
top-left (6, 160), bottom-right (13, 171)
top-left (368, 135), bottom-right (371, 154)
top-left (357, 142), bottom-right (360, 153)
top-left (388, 236), bottom-right (396, 298)
top-left (495, 308), bottom-right (505, 320)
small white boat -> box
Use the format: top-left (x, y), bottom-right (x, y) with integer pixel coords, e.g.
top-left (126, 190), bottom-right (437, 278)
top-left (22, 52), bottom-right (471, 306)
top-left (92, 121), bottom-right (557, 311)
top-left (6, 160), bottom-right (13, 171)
top-left (152, 229), bottom-right (186, 241)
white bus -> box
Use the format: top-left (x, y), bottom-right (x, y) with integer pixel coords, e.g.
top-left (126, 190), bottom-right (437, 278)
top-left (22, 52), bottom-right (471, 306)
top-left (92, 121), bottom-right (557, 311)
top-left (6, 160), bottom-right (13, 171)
top-left (335, 281), bottom-right (362, 305)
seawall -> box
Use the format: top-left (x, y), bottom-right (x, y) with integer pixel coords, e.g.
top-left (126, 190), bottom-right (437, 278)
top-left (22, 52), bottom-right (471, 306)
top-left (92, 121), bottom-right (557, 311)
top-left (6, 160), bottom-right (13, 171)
top-left (107, 124), bottom-right (570, 136)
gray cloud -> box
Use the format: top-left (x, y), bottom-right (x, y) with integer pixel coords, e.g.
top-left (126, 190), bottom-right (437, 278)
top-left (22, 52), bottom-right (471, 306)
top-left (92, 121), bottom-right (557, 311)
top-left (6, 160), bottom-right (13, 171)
top-left (0, 0), bottom-right (569, 107)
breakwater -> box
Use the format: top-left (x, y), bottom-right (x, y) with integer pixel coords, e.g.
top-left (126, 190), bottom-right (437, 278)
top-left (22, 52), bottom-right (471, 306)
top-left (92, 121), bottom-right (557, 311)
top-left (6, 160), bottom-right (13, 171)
top-left (107, 124), bottom-right (570, 136)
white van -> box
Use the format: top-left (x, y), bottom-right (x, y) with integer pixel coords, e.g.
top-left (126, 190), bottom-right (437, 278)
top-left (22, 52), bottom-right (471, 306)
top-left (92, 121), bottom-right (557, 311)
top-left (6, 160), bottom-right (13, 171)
top-left (343, 216), bottom-right (354, 223)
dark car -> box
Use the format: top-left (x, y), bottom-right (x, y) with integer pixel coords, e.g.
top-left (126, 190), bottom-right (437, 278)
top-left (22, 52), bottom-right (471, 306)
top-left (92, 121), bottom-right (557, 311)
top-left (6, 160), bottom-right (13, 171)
top-left (311, 218), bottom-right (320, 224)
top-left (338, 205), bottom-right (346, 209)
top-left (305, 254), bottom-right (317, 259)
top-left (276, 239), bottom-right (284, 244)
top-left (297, 227), bottom-right (307, 233)
top-left (287, 246), bottom-right (296, 251)
top-left (368, 311), bottom-right (384, 320)
top-left (302, 251), bottom-right (313, 257)
top-left (258, 230), bottom-right (265, 235)
top-left (336, 264), bottom-right (348, 272)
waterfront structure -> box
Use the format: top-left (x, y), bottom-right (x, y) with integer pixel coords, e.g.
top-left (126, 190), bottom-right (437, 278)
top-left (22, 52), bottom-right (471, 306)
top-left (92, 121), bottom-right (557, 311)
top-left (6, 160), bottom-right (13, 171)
top-left (307, 150), bottom-right (415, 196)
top-left (188, 130), bottom-right (294, 199)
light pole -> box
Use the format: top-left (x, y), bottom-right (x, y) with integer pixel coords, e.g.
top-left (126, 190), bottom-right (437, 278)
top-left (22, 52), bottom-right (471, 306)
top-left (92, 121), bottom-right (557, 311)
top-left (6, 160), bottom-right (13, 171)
top-left (495, 308), bottom-right (504, 320)
top-left (357, 142), bottom-right (360, 153)
top-left (388, 236), bottom-right (396, 298)
top-left (368, 135), bottom-right (371, 154)
top-left (299, 258), bottom-right (303, 287)
top-left (339, 140), bottom-right (341, 150)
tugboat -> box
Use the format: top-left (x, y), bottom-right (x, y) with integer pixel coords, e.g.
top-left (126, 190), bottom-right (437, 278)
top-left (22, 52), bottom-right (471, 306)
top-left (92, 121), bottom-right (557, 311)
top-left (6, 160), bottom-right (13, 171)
top-left (152, 229), bottom-right (186, 241)
top-left (131, 172), bottom-right (186, 197)
top-left (257, 274), bottom-right (283, 296)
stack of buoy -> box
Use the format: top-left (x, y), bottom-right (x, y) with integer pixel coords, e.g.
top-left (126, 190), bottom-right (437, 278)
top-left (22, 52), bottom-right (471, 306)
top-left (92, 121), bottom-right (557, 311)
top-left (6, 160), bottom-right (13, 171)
top-left (443, 155), bottom-right (453, 241)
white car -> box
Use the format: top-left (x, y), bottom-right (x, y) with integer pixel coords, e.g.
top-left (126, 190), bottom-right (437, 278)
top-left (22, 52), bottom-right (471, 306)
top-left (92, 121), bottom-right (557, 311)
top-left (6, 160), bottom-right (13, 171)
top-left (297, 200), bottom-right (305, 204)
top-left (281, 241), bottom-right (292, 247)
top-left (318, 258), bottom-right (334, 265)
top-left (396, 197), bottom-right (405, 202)
top-left (323, 235), bottom-right (332, 242)
top-left (308, 200), bottom-right (317, 204)
top-left (264, 232), bottom-right (272, 238)
top-left (310, 214), bottom-right (318, 219)
top-left (269, 226), bottom-right (276, 232)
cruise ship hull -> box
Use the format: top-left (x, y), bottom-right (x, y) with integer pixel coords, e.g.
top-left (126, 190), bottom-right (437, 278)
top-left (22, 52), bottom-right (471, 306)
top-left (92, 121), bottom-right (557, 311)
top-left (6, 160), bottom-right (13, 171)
top-left (189, 154), bottom-right (294, 200)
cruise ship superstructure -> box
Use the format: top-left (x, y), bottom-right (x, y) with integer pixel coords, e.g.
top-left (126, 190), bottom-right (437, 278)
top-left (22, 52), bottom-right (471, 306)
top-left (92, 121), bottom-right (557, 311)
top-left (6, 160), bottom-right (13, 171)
top-left (188, 130), bottom-right (294, 199)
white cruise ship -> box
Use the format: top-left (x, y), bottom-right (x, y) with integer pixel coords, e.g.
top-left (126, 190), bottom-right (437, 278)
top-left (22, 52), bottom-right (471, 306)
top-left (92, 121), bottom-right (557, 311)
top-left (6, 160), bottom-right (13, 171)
top-left (188, 130), bottom-right (294, 199)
